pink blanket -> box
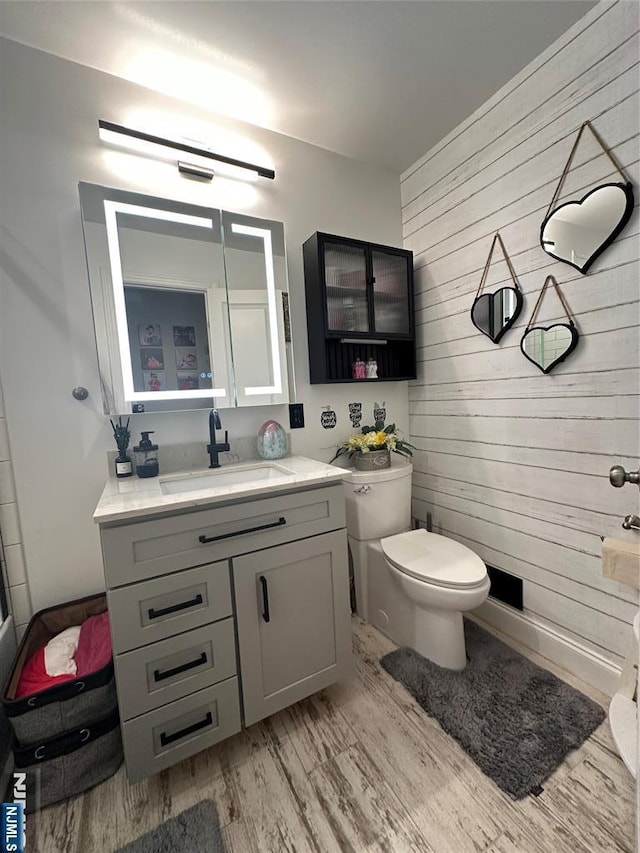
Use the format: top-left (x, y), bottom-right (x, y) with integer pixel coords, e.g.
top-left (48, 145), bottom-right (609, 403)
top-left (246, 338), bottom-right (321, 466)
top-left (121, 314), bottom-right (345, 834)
top-left (74, 612), bottom-right (112, 677)
top-left (16, 611), bottom-right (112, 698)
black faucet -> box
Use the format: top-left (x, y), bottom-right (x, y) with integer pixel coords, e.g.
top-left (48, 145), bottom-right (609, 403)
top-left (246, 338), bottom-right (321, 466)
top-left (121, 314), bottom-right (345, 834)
top-left (207, 408), bottom-right (230, 468)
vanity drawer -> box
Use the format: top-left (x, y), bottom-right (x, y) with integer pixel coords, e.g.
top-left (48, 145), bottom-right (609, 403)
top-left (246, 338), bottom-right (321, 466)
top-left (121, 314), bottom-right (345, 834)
top-left (115, 618), bottom-right (237, 721)
top-left (107, 562), bottom-right (232, 654)
top-left (121, 677), bottom-right (241, 783)
top-left (101, 484), bottom-right (345, 587)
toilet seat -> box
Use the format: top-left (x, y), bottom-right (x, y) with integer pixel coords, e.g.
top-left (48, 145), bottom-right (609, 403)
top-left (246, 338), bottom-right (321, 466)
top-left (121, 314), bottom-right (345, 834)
top-left (381, 529), bottom-right (487, 590)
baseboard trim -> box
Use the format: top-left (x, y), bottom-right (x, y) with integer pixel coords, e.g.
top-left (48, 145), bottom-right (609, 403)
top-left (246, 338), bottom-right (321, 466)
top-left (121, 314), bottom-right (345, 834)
top-left (472, 599), bottom-right (623, 697)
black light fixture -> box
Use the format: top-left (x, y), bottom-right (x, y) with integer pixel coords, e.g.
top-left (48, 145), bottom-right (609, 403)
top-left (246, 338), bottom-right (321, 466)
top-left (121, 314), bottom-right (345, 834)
top-left (98, 119), bottom-right (275, 180)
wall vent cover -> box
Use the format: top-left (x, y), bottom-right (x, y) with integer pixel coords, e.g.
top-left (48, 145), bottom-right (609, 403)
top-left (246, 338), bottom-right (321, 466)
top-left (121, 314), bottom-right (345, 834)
top-left (487, 565), bottom-right (523, 611)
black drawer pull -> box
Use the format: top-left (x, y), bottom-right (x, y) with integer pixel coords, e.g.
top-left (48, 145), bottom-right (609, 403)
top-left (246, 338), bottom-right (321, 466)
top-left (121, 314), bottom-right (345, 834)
top-left (198, 516), bottom-right (286, 544)
top-left (259, 575), bottom-right (270, 623)
top-left (159, 711), bottom-right (213, 747)
top-left (153, 652), bottom-right (207, 683)
top-left (148, 593), bottom-right (203, 620)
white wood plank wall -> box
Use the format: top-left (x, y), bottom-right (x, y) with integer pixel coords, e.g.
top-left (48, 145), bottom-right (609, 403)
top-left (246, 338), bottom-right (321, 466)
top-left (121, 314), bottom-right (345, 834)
top-left (401, 0), bottom-right (640, 693)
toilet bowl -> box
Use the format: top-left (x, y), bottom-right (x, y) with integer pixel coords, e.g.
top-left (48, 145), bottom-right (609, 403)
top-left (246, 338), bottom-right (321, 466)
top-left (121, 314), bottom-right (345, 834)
top-left (381, 529), bottom-right (490, 669)
top-left (338, 455), bottom-right (490, 670)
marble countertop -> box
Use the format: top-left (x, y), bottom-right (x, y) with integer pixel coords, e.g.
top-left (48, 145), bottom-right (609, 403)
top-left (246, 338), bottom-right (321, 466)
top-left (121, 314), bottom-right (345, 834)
top-left (93, 456), bottom-right (348, 525)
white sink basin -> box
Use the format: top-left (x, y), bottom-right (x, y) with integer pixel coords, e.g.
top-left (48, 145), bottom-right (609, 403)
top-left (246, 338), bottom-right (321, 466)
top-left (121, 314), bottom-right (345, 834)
top-left (159, 462), bottom-right (295, 496)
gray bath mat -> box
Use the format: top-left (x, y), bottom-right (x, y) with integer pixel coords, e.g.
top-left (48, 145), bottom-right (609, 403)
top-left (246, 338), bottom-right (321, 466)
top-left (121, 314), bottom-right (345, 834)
top-left (380, 619), bottom-right (605, 799)
top-left (115, 800), bottom-right (224, 853)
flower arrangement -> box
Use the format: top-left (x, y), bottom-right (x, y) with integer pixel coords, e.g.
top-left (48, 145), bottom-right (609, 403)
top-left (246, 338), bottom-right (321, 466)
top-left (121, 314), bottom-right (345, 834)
top-left (331, 419), bottom-right (414, 462)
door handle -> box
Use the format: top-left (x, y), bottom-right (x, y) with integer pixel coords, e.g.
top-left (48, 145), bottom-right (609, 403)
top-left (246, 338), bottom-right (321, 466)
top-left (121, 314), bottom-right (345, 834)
top-left (153, 652), bottom-right (208, 683)
top-left (148, 593), bottom-right (203, 620)
top-left (199, 517), bottom-right (286, 544)
top-left (159, 711), bottom-right (213, 747)
top-left (609, 465), bottom-right (640, 488)
top-left (259, 575), bottom-right (270, 623)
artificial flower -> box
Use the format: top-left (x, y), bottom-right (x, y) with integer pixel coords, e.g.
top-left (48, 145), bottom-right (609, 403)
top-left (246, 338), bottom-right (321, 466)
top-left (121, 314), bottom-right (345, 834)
top-left (330, 419), bottom-right (414, 461)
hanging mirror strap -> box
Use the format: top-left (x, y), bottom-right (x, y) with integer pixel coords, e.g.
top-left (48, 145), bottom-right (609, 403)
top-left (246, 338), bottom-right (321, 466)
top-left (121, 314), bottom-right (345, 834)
top-left (545, 120), bottom-right (630, 217)
top-left (525, 275), bottom-right (575, 331)
top-left (475, 231), bottom-right (521, 300)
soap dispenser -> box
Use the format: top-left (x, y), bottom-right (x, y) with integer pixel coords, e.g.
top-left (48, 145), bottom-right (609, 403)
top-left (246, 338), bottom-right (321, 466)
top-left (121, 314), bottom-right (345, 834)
top-left (133, 431), bottom-right (159, 478)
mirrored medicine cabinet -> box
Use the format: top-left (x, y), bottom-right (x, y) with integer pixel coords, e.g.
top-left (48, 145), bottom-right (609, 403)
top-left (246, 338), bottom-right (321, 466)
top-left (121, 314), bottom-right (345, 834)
top-left (79, 182), bottom-right (294, 415)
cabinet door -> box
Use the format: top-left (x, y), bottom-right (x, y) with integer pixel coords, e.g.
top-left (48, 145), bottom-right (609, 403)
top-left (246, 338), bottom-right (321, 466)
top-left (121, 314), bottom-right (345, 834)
top-left (233, 530), bottom-right (352, 726)
top-left (323, 241), bottom-right (370, 333)
top-left (371, 249), bottom-right (413, 336)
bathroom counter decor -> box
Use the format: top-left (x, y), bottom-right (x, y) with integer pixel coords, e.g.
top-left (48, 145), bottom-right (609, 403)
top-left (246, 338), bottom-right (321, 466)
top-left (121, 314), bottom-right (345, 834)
top-left (256, 420), bottom-right (288, 460)
top-left (331, 418), bottom-right (414, 470)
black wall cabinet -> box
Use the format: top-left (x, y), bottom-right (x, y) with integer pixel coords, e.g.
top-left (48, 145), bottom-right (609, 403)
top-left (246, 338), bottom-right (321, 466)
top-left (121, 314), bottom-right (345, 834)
top-left (302, 232), bottom-right (416, 384)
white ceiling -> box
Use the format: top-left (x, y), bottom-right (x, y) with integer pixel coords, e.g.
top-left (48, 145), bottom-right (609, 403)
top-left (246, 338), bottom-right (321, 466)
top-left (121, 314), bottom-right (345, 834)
top-left (0, 1), bottom-right (597, 173)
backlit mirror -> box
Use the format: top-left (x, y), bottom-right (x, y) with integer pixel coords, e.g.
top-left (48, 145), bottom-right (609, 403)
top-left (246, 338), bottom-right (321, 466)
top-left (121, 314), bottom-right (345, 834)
top-left (79, 183), bottom-right (293, 413)
top-left (540, 181), bottom-right (634, 274)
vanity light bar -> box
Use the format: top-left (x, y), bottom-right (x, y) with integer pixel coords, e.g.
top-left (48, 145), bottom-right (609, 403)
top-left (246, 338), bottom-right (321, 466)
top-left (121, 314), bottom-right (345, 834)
top-left (98, 120), bottom-right (275, 180)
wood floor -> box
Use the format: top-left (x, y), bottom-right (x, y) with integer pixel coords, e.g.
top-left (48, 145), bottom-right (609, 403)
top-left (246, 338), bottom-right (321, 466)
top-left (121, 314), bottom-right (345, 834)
top-left (28, 618), bottom-right (636, 852)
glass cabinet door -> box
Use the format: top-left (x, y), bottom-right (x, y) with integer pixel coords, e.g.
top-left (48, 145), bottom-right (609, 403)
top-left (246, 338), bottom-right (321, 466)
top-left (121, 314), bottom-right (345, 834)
top-left (371, 250), bottom-right (411, 335)
top-left (324, 242), bottom-right (369, 333)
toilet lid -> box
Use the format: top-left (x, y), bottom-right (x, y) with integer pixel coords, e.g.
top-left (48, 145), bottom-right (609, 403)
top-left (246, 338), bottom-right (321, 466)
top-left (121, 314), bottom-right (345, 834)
top-left (380, 529), bottom-right (487, 589)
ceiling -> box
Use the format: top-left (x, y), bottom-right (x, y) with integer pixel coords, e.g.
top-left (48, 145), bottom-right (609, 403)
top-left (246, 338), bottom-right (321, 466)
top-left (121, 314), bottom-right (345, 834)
top-left (0, 1), bottom-right (597, 173)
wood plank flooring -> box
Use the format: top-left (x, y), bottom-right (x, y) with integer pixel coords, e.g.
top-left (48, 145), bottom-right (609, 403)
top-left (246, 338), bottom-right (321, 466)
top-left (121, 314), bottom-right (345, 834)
top-left (28, 618), bottom-right (636, 852)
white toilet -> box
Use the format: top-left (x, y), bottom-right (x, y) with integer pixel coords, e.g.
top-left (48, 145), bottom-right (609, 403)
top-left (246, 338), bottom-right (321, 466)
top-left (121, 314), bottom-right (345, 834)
top-left (341, 455), bottom-right (490, 670)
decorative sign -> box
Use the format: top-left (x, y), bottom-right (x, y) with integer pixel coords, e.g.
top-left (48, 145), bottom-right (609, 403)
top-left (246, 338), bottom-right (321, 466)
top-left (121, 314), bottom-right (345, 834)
top-left (348, 402), bottom-right (362, 428)
top-left (373, 402), bottom-right (386, 424)
top-left (321, 407), bottom-right (337, 429)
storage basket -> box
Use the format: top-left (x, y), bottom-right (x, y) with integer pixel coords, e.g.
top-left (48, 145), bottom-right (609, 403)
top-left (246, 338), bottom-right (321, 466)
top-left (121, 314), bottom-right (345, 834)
top-left (13, 709), bottom-right (122, 812)
top-left (2, 592), bottom-right (123, 809)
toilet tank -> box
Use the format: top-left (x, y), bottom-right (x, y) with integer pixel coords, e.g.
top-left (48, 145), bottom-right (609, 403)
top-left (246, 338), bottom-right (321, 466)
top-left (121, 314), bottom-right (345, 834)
top-left (338, 455), bottom-right (412, 540)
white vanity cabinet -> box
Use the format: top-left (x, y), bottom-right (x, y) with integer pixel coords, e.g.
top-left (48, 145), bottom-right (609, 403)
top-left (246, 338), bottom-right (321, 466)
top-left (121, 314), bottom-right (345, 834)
top-left (97, 480), bottom-right (351, 783)
top-left (234, 529), bottom-right (351, 726)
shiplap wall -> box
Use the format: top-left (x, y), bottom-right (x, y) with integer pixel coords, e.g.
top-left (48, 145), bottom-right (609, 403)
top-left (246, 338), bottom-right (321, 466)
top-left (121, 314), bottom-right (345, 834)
top-left (402, 0), bottom-right (639, 693)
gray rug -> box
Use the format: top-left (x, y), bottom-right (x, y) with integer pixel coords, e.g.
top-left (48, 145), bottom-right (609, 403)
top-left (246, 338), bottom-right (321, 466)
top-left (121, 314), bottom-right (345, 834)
top-left (115, 800), bottom-right (224, 853)
top-left (380, 619), bottom-right (605, 799)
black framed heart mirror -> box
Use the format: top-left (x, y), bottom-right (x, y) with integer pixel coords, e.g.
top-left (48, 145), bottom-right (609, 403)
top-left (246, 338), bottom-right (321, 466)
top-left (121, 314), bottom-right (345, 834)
top-left (471, 232), bottom-right (523, 344)
top-left (540, 121), bottom-right (634, 274)
top-left (520, 275), bottom-right (579, 374)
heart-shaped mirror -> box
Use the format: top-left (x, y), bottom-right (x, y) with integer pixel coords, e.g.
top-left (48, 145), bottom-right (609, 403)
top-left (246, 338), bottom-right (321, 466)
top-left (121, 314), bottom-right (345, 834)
top-left (471, 232), bottom-right (523, 345)
top-left (471, 287), bottom-right (523, 343)
top-left (521, 274), bottom-right (579, 375)
top-left (521, 324), bottom-right (579, 374)
top-left (540, 181), bottom-right (634, 274)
